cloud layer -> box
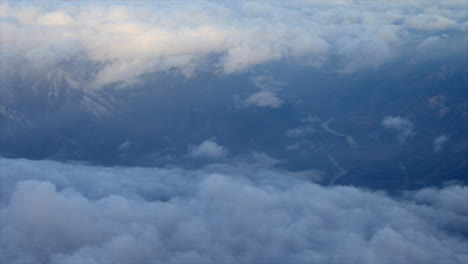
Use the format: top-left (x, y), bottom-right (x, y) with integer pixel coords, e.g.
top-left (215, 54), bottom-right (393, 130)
top-left (1, 157), bottom-right (467, 264)
top-left (1, 1), bottom-right (467, 87)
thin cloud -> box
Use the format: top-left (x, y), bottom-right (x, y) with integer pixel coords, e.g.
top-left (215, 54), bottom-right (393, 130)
top-left (433, 134), bottom-right (449, 153)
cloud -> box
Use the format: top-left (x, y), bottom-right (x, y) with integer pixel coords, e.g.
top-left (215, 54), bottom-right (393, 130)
top-left (250, 75), bottom-right (286, 91)
top-left (239, 75), bottom-right (286, 108)
top-left (408, 185), bottom-right (468, 215)
top-left (244, 91), bottom-right (284, 108)
top-left (462, 21), bottom-right (468, 32)
top-left (36, 11), bottom-right (74, 26)
top-left (189, 139), bottom-right (228, 160)
top-left (433, 134), bottom-right (449, 153)
top-left (1, 1), bottom-right (466, 88)
top-left (382, 116), bottom-right (414, 144)
top-left (118, 140), bottom-right (133, 151)
top-left (428, 95), bottom-right (450, 117)
top-left (406, 14), bottom-right (458, 31)
top-left (0, 157), bottom-right (467, 264)
top-left (286, 127), bottom-right (316, 138)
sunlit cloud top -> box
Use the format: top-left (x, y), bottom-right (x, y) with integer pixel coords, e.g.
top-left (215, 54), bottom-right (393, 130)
top-left (1, 1), bottom-right (467, 88)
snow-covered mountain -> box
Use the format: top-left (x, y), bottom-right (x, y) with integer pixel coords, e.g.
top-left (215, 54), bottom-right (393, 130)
top-left (0, 65), bottom-right (126, 160)
top-left (1, 67), bottom-right (120, 122)
top-left (1, 56), bottom-right (467, 190)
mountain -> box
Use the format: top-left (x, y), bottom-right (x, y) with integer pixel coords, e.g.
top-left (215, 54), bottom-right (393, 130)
top-left (1, 55), bottom-right (467, 191)
top-left (0, 65), bottom-right (124, 160)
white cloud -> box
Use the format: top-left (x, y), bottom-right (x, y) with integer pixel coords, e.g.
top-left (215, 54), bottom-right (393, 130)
top-left (0, 157), bottom-right (467, 264)
top-left (244, 91), bottom-right (284, 108)
top-left (36, 11), bottom-right (74, 26)
top-left (336, 33), bottom-right (394, 73)
top-left (241, 75), bottom-right (286, 108)
top-left (406, 14), bottom-right (458, 31)
top-left (418, 36), bottom-right (443, 49)
top-left (382, 116), bottom-right (414, 144)
top-left (189, 140), bottom-right (228, 160)
top-left (0, 1), bottom-right (466, 88)
top-left (250, 75), bottom-right (286, 91)
top-left (433, 134), bottom-right (449, 153)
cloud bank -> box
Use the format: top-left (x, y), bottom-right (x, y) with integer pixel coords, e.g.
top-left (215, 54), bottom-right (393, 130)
top-left (1, 157), bottom-right (467, 264)
top-left (1, 1), bottom-right (467, 88)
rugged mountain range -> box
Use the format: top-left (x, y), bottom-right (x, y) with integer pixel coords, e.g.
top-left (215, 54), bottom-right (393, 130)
top-left (1, 55), bottom-right (467, 191)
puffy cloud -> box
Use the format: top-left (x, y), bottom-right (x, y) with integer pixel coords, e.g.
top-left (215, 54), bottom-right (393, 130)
top-left (417, 35), bottom-right (443, 49)
top-left (382, 116), bottom-right (414, 144)
top-left (335, 33), bottom-right (394, 73)
top-left (0, 157), bottom-right (467, 264)
top-left (433, 134), bottom-right (449, 153)
top-left (189, 139), bottom-right (228, 160)
top-left (0, 1), bottom-right (466, 88)
top-left (36, 11), bottom-right (74, 26)
top-left (409, 185), bottom-right (468, 215)
top-left (250, 75), bottom-right (286, 91)
top-left (240, 75), bottom-right (286, 108)
top-left (406, 14), bottom-right (458, 31)
top-left (244, 91), bottom-right (284, 108)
